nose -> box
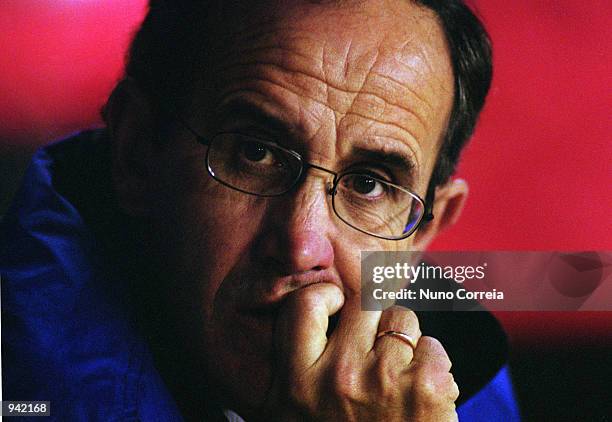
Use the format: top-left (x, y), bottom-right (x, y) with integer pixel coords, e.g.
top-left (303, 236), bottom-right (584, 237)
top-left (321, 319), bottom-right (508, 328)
top-left (253, 177), bottom-right (335, 275)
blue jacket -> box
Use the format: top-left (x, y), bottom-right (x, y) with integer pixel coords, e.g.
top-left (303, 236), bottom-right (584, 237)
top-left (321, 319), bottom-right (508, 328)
top-left (1, 131), bottom-right (521, 421)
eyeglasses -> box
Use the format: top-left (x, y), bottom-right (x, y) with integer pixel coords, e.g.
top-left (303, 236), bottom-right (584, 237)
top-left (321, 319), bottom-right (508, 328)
top-left (176, 121), bottom-right (433, 240)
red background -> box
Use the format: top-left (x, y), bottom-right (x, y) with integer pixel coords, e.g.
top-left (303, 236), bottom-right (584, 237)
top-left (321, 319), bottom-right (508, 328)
top-left (1, 1), bottom-right (610, 344)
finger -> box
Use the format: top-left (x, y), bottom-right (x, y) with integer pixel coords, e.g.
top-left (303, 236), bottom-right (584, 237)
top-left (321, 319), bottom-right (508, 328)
top-left (373, 306), bottom-right (421, 364)
top-left (450, 379), bottom-right (460, 402)
top-left (410, 336), bottom-right (452, 373)
top-left (408, 336), bottom-right (458, 403)
top-left (275, 283), bottom-right (344, 376)
top-left (328, 290), bottom-right (381, 357)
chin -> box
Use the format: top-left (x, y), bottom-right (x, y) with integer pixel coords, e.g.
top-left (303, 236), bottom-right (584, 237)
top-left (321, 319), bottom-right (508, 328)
top-left (203, 334), bottom-right (275, 414)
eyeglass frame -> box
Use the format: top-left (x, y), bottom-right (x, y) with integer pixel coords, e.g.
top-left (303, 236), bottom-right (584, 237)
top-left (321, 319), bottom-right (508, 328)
top-left (169, 111), bottom-right (436, 241)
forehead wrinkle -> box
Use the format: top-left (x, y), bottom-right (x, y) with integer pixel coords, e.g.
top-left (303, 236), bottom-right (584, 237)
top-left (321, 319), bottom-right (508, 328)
top-left (364, 60), bottom-right (434, 125)
top-left (393, 15), bottom-right (454, 103)
top-left (336, 68), bottom-right (424, 144)
top-left (217, 68), bottom-right (427, 163)
top-left (396, 46), bottom-right (453, 116)
top-left (341, 94), bottom-right (422, 144)
top-left (220, 36), bottom-right (325, 75)
top-left (219, 68), bottom-right (326, 108)
top-left (217, 19), bottom-right (395, 93)
top-left (217, 81), bottom-right (335, 148)
top-left (218, 56), bottom-right (431, 134)
top-left (215, 60), bottom-right (436, 174)
top-left (349, 86), bottom-right (428, 136)
top-left (206, 0), bottom-right (452, 173)
top-left (215, 81), bottom-right (423, 179)
top-left (369, 67), bottom-right (433, 116)
top-left (211, 1), bottom-right (451, 100)
top-left (216, 35), bottom-right (437, 134)
top-left (217, 40), bottom-right (369, 97)
top-left (334, 113), bottom-right (425, 185)
top-left (217, 62), bottom-right (342, 137)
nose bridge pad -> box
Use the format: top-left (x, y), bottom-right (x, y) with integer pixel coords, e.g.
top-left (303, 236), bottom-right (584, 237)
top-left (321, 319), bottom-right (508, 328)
top-left (326, 181), bottom-right (335, 195)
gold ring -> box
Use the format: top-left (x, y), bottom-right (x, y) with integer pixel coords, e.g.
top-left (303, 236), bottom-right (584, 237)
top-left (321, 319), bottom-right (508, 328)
top-left (376, 330), bottom-right (417, 350)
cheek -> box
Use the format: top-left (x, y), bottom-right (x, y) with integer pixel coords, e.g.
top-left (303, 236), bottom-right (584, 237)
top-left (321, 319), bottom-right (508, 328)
top-left (332, 231), bottom-right (413, 298)
top-left (158, 181), bottom-right (267, 320)
top-left (333, 229), bottom-right (406, 292)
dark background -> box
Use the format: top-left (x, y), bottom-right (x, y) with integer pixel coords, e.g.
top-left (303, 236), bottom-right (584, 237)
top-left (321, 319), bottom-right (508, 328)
top-left (1, 1), bottom-right (610, 420)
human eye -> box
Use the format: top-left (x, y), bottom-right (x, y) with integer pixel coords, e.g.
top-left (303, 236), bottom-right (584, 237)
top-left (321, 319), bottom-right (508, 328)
top-left (233, 136), bottom-right (291, 173)
top-left (226, 134), bottom-right (294, 178)
top-left (238, 139), bottom-right (276, 166)
top-left (341, 173), bottom-right (389, 199)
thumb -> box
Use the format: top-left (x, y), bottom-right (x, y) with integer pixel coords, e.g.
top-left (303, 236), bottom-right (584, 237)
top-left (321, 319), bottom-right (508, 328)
top-left (275, 283), bottom-right (344, 377)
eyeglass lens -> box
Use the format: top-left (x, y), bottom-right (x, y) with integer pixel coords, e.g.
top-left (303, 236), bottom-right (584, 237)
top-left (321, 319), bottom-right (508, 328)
top-left (206, 133), bottom-right (424, 239)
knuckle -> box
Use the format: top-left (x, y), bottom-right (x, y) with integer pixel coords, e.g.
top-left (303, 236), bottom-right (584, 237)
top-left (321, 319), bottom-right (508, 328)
top-left (402, 308), bottom-right (420, 326)
top-left (372, 358), bottom-right (402, 392)
top-left (417, 336), bottom-right (452, 371)
top-left (418, 336), bottom-right (446, 355)
top-left (411, 367), bottom-right (456, 405)
top-left (384, 306), bottom-right (421, 332)
top-left (439, 372), bottom-right (459, 401)
top-left (411, 368), bottom-right (437, 402)
top-left (329, 359), bottom-right (361, 400)
top-left (434, 355), bottom-right (453, 373)
top-left (450, 380), bottom-right (460, 401)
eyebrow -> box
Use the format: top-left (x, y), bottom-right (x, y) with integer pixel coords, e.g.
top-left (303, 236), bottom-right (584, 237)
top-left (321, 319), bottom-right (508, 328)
top-left (215, 98), bottom-right (296, 140)
top-left (349, 145), bottom-right (417, 184)
top-left (216, 97), bottom-right (418, 183)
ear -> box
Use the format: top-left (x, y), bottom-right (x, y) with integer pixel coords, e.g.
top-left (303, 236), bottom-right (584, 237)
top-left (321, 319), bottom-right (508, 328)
top-left (412, 178), bottom-right (468, 250)
top-left (105, 78), bottom-right (159, 216)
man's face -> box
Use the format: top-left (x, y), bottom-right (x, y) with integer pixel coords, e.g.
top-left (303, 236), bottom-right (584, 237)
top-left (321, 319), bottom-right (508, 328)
top-left (143, 0), bottom-right (453, 413)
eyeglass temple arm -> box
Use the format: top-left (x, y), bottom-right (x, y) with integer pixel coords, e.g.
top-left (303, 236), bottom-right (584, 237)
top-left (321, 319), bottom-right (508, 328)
top-left (153, 95), bottom-right (212, 146)
top-left (174, 113), bottom-right (211, 146)
top-left (421, 180), bottom-right (436, 224)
